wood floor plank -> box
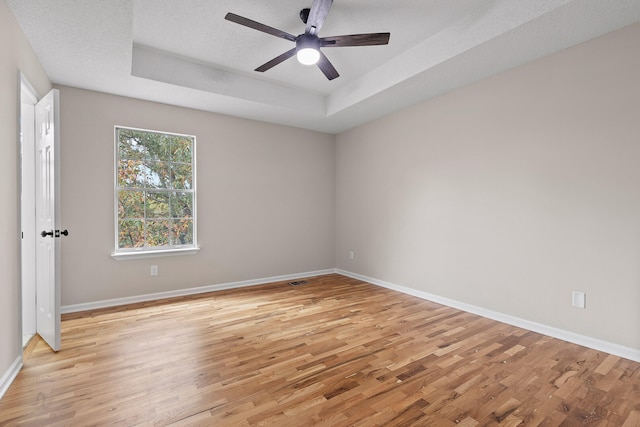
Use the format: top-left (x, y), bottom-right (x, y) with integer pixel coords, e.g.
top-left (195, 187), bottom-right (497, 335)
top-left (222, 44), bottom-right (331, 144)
top-left (1, 274), bottom-right (638, 426)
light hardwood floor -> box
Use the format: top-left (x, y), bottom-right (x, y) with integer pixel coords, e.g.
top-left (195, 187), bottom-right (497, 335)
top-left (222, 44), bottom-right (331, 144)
top-left (1, 274), bottom-right (639, 426)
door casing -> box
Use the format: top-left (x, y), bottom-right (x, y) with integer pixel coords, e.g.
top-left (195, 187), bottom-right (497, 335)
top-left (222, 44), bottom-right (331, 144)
top-left (20, 74), bottom-right (37, 349)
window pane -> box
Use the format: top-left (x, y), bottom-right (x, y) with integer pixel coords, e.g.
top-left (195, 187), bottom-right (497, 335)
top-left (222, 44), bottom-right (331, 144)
top-left (117, 129), bottom-right (146, 161)
top-left (146, 161), bottom-right (171, 189)
top-left (171, 219), bottom-right (193, 245)
top-left (170, 192), bottom-right (193, 218)
top-left (145, 133), bottom-right (170, 161)
top-left (118, 160), bottom-right (146, 188)
top-left (118, 219), bottom-right (145, 248)
top-left (171, 163), bottom-right (192, 190)
top-left (146, 191), bottom-right (170, 218)
top-left (118, 190), bottom-right (145, 219)
top-left (146, 219), bottom-right (170, 247)
top-left (171, 137), bottom-right (192, 163)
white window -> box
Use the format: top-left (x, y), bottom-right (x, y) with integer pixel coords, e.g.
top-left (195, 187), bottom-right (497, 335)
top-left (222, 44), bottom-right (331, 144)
top-left (113, 126), bottom-right (197, 259)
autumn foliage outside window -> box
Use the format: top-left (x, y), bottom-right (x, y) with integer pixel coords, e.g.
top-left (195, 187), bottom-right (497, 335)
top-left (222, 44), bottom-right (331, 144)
top-left (115, 127), bottom-right (196, 252)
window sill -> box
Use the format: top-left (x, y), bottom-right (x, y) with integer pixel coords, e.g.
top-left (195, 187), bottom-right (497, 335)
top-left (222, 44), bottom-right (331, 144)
top-left (111, 247), bottom-right (200, 261)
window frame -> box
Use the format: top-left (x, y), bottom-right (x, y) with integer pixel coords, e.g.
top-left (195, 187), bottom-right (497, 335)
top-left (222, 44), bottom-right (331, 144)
top-left (111, 125), bottom-right (199, 260)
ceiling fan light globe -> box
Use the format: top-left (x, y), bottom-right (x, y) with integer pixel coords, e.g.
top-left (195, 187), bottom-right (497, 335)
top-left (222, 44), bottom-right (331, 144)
top-left (297, 48), bottom-right (320, 65)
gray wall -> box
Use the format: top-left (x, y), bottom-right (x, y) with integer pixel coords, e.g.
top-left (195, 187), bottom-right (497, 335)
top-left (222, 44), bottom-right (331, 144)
top-left (58, 86), bottom-right (336, 306)
top-left (0, 0), bottom-right (51, 390)
top-left (336, 22), bottom-right (640, 351)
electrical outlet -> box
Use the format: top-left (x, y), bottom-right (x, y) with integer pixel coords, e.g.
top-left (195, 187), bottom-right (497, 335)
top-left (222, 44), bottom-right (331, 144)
top-left (150, 265), bottom-right (158, 276)
top-left (572, 291), bottom-right (586, 308)
top-left (349, 251), bottom-right (354, 260)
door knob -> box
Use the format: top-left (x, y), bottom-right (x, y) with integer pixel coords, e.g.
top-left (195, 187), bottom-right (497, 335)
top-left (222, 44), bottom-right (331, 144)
top-left (41, 230), bottom-right (53, 238)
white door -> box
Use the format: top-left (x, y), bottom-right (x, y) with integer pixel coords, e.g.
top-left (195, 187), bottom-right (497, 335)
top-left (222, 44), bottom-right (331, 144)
top-left (35, 89), bottom-right (61, 351)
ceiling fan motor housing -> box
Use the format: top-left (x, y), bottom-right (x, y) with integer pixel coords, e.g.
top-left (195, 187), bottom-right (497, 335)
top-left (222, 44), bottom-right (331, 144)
top-left (296, 33), bottom-right (320, 51)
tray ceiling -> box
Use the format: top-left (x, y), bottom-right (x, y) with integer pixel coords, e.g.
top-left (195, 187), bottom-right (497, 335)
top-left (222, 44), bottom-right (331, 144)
top-left (8, 0), bottom-right (640, 133)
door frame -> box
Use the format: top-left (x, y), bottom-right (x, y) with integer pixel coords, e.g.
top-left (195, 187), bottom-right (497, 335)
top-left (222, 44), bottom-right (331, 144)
top-left (19, 73), bottom-right (38, 351)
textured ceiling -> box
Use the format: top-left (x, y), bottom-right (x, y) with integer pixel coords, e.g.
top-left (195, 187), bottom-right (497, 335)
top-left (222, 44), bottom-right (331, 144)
top-left (7, 0), bottom-right (640, 133)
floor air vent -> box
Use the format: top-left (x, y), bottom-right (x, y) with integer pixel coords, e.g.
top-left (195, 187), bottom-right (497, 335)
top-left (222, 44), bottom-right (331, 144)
top-left (289, 280), bottom-right (308, 286)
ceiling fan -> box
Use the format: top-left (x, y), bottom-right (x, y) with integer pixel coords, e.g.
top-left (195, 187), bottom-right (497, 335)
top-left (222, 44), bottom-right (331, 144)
top-left (224, 0), bottom-right (390, 80)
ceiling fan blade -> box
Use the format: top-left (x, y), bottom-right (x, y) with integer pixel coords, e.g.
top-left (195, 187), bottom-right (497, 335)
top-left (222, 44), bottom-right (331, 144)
top-left (255, 48), bottom-right (297, 72)
top-left (321, 33), bottom-right (390, 47)
top-left (225, 12), bottom-right (297, 42)
top-left (306, 0), bottom-right (333, 36)
top-left (316, 51), bottom-right (339, 80)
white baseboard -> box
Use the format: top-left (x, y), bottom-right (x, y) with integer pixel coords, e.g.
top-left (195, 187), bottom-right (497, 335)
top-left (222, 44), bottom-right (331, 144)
top-left (61, 269), bottom-right (335, 314)
top-left (60, 267), bottom-right (640, 363)
top-left (0, 356), bottom-right (22, 400)
top-left (336, 269), bottom-right (640, 363)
